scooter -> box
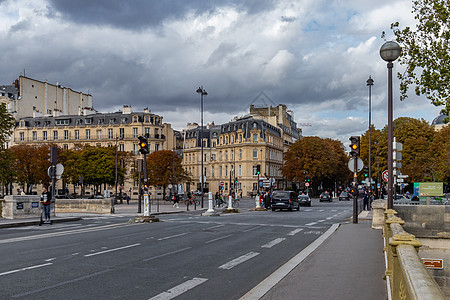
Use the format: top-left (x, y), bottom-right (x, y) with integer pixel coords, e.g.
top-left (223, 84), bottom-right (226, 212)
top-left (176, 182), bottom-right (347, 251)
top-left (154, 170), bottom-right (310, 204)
top-left (39, 202), bottom-right (52, 226)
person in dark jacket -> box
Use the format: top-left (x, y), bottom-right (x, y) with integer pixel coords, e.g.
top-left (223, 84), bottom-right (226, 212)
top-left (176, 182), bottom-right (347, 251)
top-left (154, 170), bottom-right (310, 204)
top-left (40, 186), bottom-right (52, 221)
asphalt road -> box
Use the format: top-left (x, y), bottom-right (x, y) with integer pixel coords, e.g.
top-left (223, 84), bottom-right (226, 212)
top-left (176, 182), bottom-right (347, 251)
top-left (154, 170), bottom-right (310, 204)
top-left (0, 197), bottom-right (353, 299)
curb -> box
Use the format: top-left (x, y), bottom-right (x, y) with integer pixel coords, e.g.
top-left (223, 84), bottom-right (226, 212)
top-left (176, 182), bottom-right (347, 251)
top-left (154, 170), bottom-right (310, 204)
top-left (0, 217), bottom-right (83, 229)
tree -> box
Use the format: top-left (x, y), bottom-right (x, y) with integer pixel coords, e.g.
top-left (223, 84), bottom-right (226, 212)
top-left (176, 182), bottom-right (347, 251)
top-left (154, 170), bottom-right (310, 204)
top-left (0, 103), bottom-right (15, 148)
top-left (146, 150), bottom-right (190, 198)
top-left (9, 144), bottom-right (51, 193)
top-left (281, 137), bottom-right (351, 194)
top-left (392, 0), bottom-right (450, 120)
top-left (0, 148), bottom-right (15, 195)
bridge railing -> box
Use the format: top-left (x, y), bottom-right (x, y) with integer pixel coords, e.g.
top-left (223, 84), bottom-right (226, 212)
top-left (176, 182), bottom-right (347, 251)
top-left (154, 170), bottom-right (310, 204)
top-left (383, 209), bottom-right (446, 300)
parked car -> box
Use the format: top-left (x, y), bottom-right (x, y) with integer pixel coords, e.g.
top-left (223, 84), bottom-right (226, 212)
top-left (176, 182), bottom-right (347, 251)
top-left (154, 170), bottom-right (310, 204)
top-left (319, 191), bottom-right (332, 202)
top-left (298, 194), bottom-right (311, 206)
top-left (271, 191), bottom-right (300, 211)
top-left (338, 192), bottom-right (350, 201)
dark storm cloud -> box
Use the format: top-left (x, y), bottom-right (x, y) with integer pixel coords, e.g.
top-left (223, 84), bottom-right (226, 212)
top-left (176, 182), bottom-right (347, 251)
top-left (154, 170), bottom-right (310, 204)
top-left (47, 0), bottom-right (278, 30)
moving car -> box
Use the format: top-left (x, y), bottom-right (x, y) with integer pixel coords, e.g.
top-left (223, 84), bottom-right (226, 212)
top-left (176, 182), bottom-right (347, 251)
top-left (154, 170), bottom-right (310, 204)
top-left (298, 194), bottom-right (311, 206)
top-left (319, 191), bottom-right (332, 202)
top-left (339, 192), bottom-right (350, 201)
top-left (271, 191), bottom-right (300, 211)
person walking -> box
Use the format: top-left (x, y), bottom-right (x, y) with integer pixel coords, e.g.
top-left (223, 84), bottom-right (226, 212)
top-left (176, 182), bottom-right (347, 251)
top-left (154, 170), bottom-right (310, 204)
top-left (40, 186), bottom-right (52, 222)
top-left (363, 190), bottom-right (370, 211)
top-left (172, 193), bottom-right (179, 208)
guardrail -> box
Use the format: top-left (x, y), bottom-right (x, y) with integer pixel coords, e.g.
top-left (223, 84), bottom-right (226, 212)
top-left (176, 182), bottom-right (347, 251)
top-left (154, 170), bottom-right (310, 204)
top-left (383, 209), bottom-right (446, 299)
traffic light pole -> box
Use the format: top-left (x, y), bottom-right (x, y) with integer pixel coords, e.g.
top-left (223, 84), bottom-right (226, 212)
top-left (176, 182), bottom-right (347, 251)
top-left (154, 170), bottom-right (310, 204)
top-left (353, 158), bottom-right (358, 224)
top-left (143, 154), bottom-right (150, 216)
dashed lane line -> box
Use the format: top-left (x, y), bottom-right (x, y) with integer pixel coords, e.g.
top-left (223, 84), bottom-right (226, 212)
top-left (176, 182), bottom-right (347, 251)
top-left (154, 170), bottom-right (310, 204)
top-left (143, 247), bottom-right (192, 262)
top-left (84, 243), bottom-right (141, 257)
top-left (148, 277), bottom-right (208, 300)
top-left (219, 252), bottom-right (260, 270)
top-left (157, 232), bottom-right (189, 241)
top-left (205, 234), bottom-right (233, 244)
top-left (0, 263), bottom-right (53, 277)
top-left (286, 228), bottom-right (303, 236)
top-left (261, 238), bottom-right (286, 249)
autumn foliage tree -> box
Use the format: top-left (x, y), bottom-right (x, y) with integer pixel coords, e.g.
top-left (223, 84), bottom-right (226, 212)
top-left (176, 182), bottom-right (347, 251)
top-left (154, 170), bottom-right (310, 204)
top-left (146, 150), bottom-right (190, 198)
top-left (281, 137), bottom-right (350, 194)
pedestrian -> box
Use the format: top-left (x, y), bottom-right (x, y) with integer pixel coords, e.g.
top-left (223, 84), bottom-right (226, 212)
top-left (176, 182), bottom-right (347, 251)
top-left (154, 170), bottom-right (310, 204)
top-left (125, 193), bottom-right (130, 205)
top-left (363, 190), bottom-right (370, 210)
top-left (40, 186), bottom-right (52, 222)
top-left (215, 192), bottom-right (219, 206)
top-left (172, 193), bottom-right (179, 208)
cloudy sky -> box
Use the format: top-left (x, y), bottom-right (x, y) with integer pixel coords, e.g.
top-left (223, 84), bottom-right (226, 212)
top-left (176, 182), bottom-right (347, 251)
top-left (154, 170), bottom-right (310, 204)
top-left (0, 0), bottom-right (442, 145)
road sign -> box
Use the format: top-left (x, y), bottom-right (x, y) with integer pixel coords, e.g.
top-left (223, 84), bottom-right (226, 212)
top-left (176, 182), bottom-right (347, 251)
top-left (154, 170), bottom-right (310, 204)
top-left (305, 182), bottom-right (310, 187)
top-left (220, 181), bottom-right (224, 186)
top-left (397, 178), bottom-right (404, 183)
top-left (48, 163), bottom-right (64, 178)
top-left (398, 174), bottom-right (409, 178)
top-left (348, 158), bottom-right (363, 172)
top-left (382, 170), bottom-right (389, 182)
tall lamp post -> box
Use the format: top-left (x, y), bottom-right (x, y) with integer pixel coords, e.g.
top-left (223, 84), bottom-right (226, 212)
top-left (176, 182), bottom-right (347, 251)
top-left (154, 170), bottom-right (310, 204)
top-left (196, 86), bottom-right (207, 208)
top-left (380, 41), bottom-right (401, 210)
top-left (367, 76), bottom-right (374, 194)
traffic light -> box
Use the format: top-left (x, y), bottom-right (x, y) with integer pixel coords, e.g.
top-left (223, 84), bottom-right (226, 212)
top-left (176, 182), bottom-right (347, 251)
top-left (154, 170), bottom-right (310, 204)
top-left (138, 136), bottom-right (149, 155)
top-left (363, 166), bottom-right (368, 178)
top-left (349, 136), bottom-right (360, 157)
top-left (304, 175), bottom-right (311, 182)
top-left (256, 165), bottom-right (261, 175)
top-left (49, 146), bottom-right (57, 165)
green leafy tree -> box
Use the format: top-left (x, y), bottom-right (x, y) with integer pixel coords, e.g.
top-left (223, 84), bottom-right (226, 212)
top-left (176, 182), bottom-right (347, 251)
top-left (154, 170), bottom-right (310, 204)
top-left (281, 137), bottom-right (351, 194)
top-left (392, 0), bottom-right (450, 119)
top-left (146, 150), bottom-right (190, 198)
top-left (0, 148), bottom-right (15, 195)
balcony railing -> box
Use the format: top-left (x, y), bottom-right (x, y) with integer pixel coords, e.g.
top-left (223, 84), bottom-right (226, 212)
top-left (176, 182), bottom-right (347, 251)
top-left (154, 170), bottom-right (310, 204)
top-left (14, 133), bottom-right (166, 143)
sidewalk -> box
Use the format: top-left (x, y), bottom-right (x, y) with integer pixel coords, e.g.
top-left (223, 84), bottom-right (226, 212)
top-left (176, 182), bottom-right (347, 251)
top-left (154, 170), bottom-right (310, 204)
top-left (244, 210), bottom-right (387, 300)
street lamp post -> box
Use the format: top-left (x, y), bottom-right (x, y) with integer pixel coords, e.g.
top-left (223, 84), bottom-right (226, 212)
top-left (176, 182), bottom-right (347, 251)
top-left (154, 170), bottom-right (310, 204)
top-left (380, 41), bottom-right (401, 210)
top-left (196, 86), bottom-right (207, 208)
top-left (367, 76), bottom-right (374, 195)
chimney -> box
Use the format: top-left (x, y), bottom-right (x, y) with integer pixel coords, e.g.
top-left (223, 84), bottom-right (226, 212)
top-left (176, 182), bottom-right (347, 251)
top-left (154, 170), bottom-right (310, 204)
top-left (122, 105), bottom-right (132, 114)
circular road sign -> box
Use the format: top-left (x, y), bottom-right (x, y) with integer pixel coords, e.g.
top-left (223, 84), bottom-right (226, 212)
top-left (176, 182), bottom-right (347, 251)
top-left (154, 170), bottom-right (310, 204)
top-left (305, 182), bottom-right (310, 187)
top-left (220, 181), bottom-right (224, 186)
top-left (382, 170), bottom-right (389, 182)
top-left (348, 158), bottom-right (364, 172)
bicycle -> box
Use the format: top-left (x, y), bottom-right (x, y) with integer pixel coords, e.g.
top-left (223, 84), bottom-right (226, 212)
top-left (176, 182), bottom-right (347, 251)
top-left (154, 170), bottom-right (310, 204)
top-left (232, 198), bottom-right (239, 208)
top-left (185, 196), bottom-right (200, 207)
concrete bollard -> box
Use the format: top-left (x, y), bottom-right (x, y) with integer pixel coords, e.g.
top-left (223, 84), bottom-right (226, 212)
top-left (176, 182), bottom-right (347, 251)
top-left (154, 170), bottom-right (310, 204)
top-left (371, 199), bottom-right (386, 229)
top-left (228, 195), bottom-right (233, 210)
top-left (255, 195), bottom-right (261, 208)
top-left (207, 192), bottom-right (215, 213)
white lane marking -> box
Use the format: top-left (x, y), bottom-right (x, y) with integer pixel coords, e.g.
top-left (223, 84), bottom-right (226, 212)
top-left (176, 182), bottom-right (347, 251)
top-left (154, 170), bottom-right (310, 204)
top-left (166, 220), bottom-right (310, 229)
top-left (326, 217), bottom-right (333, 220)
top-left (0, 223), bottom-right (128, 244)
top-left (305, 222), bottom-right (317, 226)
top-left (219, 252), bottom-right (260, 270)
top-left (261, 238), bottom-right (286, 249)
top-left (157, 232), bottom-right (189, 241)
top-left (240, 223), bottom-right (340, 300)
top-left (242, 226), bottom-right (260, 232)
top-left (0, 263), bottom-right (53, 276)
top-left (316, 220), bottom-right (325, 223)
top-left (303, 209), bottom-right (312, 212)
top-left (149, 277), bottom-right (208, 300)
top-left (84, 243), bottom-right (140, 257)
top-left (209, 224), bottom-right (225, 229)
top-left (44, 258), bottom-right (56, 262)
top-left (287, 228), bottom-right (303, 236)
top-left (143, 247), bottom-right (192, 262)
top-left (205, 234), bottom-right (233, 244)
top-left (318, 209), bottom-right (324, 212)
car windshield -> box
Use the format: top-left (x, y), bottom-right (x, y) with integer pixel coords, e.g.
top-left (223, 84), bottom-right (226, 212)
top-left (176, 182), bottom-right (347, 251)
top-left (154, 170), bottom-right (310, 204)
top-left (340, 192), bottom-right (347, 196)
top-left (273, 191), bottom-right (290, 198)
top-left (299, 195), bottom-right (309, 199)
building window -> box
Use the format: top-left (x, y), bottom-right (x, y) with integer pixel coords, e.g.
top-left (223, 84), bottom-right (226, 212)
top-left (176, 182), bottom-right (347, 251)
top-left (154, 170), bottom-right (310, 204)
top-left (225, 165), bottom-right (228, 177)
top-left (63, 144), bottom-right (68, 150)
top-left (253, 183), bottom-right (257, 190)
top-left (225, 151), bottom-right (228, 160)
top-left (252, 165), bottom-right (258, 176)
top-left (219, 151), bottom-right (222, 160)
top-left (239, 135), bottom-right (242, 143)
top-left (145, 116), bottom-right (150, 123)
top-left (253, 149), bottom-right (258, 158)
top-left (155, 144), bottom-right (159, 151)
top-left (53, 131), bottom-right (58, 140)
top-left (64, 130), bottom-right (69, 140)
top-left (133, 144), bottom-right (139, 154)
top-left (220, 166), bottom-right (222, 177)
top-left (19, 132), bottom-right (24, 141)
top-left (97, 130), bottom-right (102, 140)
top-left (211, 154), bottom-right (216, 161)
top-left (226, 136), bottom-right (229, 144)
top-left (119, 144), bottom-right (124, 151)
top-left (119, 128), bottom-right (124, 138)
top-left (75, 130), bottom-right (79, 140)
top-left (239, 149), bottom-right (242, 159)
top-left (145, 127), bottom-right (150, 137)
top-left (238, 165), bottom-right (242, 176)
top-left (155, 128), bottom-right (159, 138)
top-left (86, 129), bottom-right (90, 140)
top-left (43, 131), bottom-right (47, 141)
top-left (133, 128), bottom-right (138, 138)
top-left (211, 166), bottom-right (215, 177)
top-left (231, 150), bottom-right (234, 160)
top-left (108, 129), bottom-right (113, 139)
top-left (85, 118), bottom-right (92, 124)
top-left (253, 134), bottom-right (258, 142)
top-left (32, 131), bottom-right (37, 141)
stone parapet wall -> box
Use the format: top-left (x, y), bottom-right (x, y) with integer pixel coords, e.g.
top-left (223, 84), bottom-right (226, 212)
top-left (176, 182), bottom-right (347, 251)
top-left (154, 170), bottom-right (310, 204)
top-left (395, 205), bottom-right (450, 237)
top-left (55, 199), bottom-right (114, 214)
top-left (1, 195), bottom-right (54, 219)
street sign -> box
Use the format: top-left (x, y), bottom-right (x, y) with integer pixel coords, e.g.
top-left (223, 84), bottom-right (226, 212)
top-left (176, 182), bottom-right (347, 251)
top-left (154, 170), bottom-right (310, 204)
top-left (422, 258), bottom-right (443, 269)
top-left (348, 158), bottom-right (363, 172)
top-left (397, 178), bottom-right (404, 183)
top-left (398, 174), bottom-right (409, 178)
top-left (48, 163), bottom-right (64, 178)
top-left (220, 181), bottom-right (224, 186)
top-left (199, 176), bottom-right (206, 183)
top-left (382, 170), bottom-right (389, 182)
top-left (305, 182), bottom-right (310, 187)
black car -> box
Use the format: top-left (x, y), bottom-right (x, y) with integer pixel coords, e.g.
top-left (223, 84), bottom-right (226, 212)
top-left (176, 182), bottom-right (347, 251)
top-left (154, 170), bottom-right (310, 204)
top-left (298, 194), bottom-right (311, 206)
top-left (319, 192), bottom-right (332, 202)
top-left (339, 192), bottom-right (350, 201)
top-left (271, 191), bottom-right (300, 211)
